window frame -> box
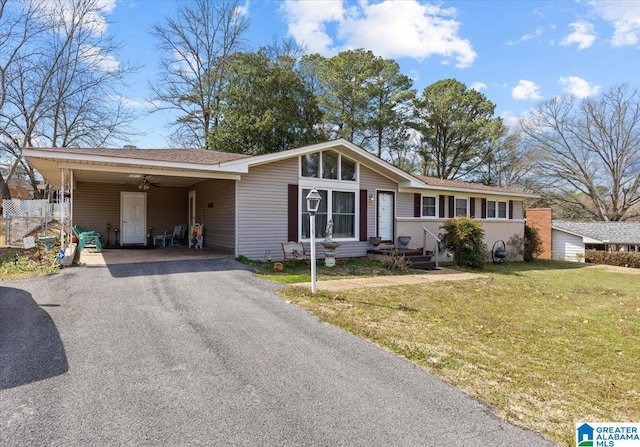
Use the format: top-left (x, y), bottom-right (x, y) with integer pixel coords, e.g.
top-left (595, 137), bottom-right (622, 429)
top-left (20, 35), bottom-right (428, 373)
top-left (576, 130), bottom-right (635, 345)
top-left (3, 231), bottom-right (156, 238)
top-left (486, 199), bottom-right (508, 219)
top-left (300, 150), bottom-right (358, 182)
top-left (454, 197), bottom-right (468, 218)
top-left (300, 187), bottom-right (358, 241)
top-left (421, 195), bottom-right (438, 218)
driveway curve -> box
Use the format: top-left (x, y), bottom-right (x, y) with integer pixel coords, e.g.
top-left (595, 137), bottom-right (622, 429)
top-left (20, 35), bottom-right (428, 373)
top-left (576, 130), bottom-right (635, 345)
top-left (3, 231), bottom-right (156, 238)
top-left (1, 258), bottom-right (554, 446)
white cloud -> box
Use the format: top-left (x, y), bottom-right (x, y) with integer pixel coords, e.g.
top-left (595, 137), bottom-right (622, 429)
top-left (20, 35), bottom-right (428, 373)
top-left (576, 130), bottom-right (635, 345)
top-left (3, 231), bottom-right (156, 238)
top-left (558, 76), bottom-right (601, 98)
top-left (80, 44), bottom-right (120, 72)
top-left (116, 97), bottom-right (155, 110)
top-left (280, 0), bottom-right (345, 54)
top-left (512, 80), bottom-right (543, 101)
top-left (42, 0), bottom-right (116, 36)
top-left (591, 0), bottom-right (640, 46)
top-left (560, 22), bottom-right (596, 50)
top-left (470, 82), bottom-right (487, 91)
top-left (281, 0), bottom-right (477, 67)
top-left (500, 111), bottom-right (523, 130)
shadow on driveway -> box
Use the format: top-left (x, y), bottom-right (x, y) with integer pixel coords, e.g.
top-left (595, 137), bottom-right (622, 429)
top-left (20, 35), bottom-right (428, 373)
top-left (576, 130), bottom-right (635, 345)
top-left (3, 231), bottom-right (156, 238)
top-left (104, 257), bottom-right (256, 278)
top-left (0, 287), bottom-right (68, 390)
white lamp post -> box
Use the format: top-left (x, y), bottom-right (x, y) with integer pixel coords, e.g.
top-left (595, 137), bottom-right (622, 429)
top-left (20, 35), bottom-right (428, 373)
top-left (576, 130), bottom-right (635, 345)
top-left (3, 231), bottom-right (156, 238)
top-left (306, 187), bottom-right (322, 294)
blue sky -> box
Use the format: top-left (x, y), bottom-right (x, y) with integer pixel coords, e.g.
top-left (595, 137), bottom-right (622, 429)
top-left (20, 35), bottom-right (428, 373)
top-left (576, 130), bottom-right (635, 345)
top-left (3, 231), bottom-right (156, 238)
top-left (100, 0), bottom-right (640, 148)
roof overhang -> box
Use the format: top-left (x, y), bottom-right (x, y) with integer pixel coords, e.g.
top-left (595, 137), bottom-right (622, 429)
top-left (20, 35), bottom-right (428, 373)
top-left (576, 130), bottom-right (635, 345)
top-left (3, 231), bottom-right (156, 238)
top-left (399, 185), bottom-right (539, 199)
top-left (23, 148), bottom-right (242, 189)
top-left (552, 225), bottom-right (603, 243)
top-left (217, 139), bottom-right (426, 188)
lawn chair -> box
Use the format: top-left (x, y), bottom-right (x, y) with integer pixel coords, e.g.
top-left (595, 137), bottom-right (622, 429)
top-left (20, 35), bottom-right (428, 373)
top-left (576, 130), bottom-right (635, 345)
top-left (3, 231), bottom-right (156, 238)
top-left (153, 229), bottom-right (173, 248)
top-left (171, 224), bottom-right (188, 246)
top-left (188, 223), bottom-right (203, 249)
top-left (73, 225), bottom-right (103, 253)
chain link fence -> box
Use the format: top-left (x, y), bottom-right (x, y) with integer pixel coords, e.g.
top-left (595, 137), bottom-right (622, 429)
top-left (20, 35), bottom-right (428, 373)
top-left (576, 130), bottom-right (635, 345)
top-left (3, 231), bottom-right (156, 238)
top-left (2, 199), bottom-right (66, 246)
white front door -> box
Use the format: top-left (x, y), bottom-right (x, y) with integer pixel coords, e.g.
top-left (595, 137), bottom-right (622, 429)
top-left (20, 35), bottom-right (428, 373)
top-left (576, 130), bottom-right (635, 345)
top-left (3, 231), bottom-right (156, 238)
top-left (377, 191), bottom-right (394, 242)
top-left (121, 192), bottom-right (146, 245)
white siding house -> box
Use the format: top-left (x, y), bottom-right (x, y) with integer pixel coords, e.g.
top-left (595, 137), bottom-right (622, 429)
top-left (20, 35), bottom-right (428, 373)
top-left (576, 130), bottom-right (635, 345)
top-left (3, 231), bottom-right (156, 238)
top-left (551, 229), bottom-right (586, 262)
top-left (24, 139), bottom-right (538, 261)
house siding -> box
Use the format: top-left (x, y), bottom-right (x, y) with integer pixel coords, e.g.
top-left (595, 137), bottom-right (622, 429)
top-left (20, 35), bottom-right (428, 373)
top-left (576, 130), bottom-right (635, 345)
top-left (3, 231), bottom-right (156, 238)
top-left (552, 230), bottom-right (585, 262)
top-left (395, 193), bottom-right (526, 260)
top-left (190, 179), bottom-right (236, 253)
top-left (237, 158), bottom-right (297, 260)
top-left (236, 159), bottom-right (403, 260)
top-left (74, 182), bottom-right (187, 245)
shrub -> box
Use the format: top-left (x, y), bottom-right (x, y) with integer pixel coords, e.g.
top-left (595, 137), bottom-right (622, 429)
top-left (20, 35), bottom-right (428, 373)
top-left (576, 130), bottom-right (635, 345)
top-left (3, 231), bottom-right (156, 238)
top-left (441, 218), bottom-right (486, 268)
top-left (382, 249), bottom-right (410, 270)
top-left (524, 224), bottom-right (543, 262)
top-left (585, 250), bottom-right (640, 269)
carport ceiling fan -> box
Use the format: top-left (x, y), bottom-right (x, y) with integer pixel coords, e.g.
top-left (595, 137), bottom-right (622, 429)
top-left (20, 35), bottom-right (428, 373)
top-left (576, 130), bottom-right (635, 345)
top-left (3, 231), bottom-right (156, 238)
top-left (137, 175), bottom-right (161, 190)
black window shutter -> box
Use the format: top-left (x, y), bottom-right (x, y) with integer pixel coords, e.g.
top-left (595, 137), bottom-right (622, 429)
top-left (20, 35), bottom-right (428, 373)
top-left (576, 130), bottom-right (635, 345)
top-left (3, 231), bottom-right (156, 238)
top-left (448, 195), bottom-right (455, 218)
top-left (288, 184), bottom-right (298, 241)
top-left (469, 197), bottom-right (476, 218)
top-left (439, 195), bottom-right (445, 218)
top-left (509, 200), bottom-right (514, 219)
top-left (360, 190), bottom-right (368, 241)
top-left (481, 198), bottom-right (487, 219)
top-left (414, 193), bottom-right (421, 217)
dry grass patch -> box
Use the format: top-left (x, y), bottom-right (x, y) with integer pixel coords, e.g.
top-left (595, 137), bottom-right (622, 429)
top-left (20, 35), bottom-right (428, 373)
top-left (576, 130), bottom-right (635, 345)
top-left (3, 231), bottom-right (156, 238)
top-left (280, 261), bottom-right (640, 446)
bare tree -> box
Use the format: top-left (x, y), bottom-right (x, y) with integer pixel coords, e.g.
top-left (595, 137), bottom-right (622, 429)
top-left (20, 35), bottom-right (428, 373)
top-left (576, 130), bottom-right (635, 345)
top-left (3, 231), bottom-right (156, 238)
top-left (150, 0), bottom-right (249, 149)
top-left (521, 84), bottom-right (640, 221)
top-left (0, 0), bottom-right (138, 197)
top-left (0, 0), bottom-right (47, 199)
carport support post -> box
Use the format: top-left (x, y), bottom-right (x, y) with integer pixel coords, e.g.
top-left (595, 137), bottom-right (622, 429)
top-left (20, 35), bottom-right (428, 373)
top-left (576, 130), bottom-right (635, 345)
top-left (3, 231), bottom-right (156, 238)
top-left (306, 188), bottom-right (322, 294)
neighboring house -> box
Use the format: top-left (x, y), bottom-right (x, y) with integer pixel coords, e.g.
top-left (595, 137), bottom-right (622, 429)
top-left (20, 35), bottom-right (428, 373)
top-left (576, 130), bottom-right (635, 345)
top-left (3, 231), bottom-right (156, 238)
top-left (0, 180), bottom-right (33, 211)
top-left (23, 139), bottom-right (537, 261)
top-left (527, 208), bottom-right (640, 262)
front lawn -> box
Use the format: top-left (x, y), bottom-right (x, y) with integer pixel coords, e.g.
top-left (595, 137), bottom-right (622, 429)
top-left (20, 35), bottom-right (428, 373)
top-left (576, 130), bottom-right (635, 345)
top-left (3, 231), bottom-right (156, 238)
top-left (279, 260), bottom-right (640, 446)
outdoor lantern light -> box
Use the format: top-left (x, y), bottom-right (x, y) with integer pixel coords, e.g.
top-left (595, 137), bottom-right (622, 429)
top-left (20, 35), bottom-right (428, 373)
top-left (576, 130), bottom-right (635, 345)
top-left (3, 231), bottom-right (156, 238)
top-left (306, 187), bottom-right (322, 293)
top-left (306, 187), bottom-right (321, 215)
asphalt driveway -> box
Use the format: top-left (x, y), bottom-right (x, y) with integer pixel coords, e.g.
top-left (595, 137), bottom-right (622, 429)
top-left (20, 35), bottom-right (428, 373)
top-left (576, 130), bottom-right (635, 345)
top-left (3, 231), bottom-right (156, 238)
top-left (1, 258), bottom-right (555, 446)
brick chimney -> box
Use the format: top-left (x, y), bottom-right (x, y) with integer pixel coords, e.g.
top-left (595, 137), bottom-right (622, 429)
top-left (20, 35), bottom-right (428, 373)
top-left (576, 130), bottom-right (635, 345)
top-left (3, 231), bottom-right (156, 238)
top-left (526, 208), bottom-right (553, 259)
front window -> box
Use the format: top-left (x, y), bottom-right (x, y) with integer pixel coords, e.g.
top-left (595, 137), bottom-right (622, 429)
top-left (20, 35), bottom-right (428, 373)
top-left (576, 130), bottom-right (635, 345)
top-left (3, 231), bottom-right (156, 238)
top-left (455, 198), bottom-right (468, 217)
top-left (422, 196), bottom-right (436, 217)
top-left (301, 153), bottom-right (319, 178)
top-left (487, 201), bottom-right (496, 218)
top-left (487, 200), bottom-right (507, 219)
top-left (498, 201), bottom-right (507, 219)
top-left (300, 150), bottom-right (357, 182)
top-left (301, 188), bottom-right (355, 239)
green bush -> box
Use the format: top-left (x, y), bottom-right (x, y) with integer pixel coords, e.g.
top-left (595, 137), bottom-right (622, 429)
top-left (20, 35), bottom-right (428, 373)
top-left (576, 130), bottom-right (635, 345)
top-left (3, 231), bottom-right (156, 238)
top-left (585, 250), bottom-right (640, 268)
top-left (524, 224), bottom-right (543, 262)
top-left (441, 218), bottom-right (486, 268)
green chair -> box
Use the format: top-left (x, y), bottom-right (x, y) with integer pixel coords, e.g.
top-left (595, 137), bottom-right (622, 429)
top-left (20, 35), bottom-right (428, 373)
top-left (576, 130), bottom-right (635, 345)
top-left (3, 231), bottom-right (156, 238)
top-left (73, 225), bottom-right (103, 253)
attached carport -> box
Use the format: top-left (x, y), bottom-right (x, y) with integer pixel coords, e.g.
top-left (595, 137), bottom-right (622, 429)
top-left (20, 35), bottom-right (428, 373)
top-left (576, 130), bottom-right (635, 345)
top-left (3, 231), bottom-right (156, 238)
top-left (23, 147), bottom-right (247, 254)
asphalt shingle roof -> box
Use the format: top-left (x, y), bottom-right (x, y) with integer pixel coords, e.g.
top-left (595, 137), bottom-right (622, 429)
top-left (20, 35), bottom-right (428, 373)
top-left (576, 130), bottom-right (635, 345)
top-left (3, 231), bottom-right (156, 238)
top-left (553, 221), bottom-right (640, 244)
top-left (415, 175), bottom-right (528, 195)
top-left (30, 147), bottom-right (250, 165)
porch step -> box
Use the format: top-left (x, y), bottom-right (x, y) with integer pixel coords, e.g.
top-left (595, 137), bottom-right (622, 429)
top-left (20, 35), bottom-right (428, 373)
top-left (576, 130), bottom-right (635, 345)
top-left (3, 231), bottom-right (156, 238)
top-left (405, 253), bottom-right (436, 270)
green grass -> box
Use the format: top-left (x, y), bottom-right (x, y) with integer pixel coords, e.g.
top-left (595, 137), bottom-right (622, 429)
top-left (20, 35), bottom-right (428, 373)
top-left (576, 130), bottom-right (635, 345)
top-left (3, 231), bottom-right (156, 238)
top-left (279, 260), bottom-right (640, 446)
top-left (0, 248), bottom-right (61, 280)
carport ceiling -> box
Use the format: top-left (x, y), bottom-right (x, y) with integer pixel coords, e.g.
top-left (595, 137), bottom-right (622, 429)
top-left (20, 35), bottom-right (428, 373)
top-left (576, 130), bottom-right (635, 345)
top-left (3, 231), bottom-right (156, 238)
top-left (72, 169), bottom-right (206, 187)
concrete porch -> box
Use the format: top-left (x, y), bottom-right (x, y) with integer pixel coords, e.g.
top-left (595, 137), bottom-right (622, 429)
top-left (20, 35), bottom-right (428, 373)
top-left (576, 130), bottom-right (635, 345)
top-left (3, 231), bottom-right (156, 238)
top-left (79, 246), bottom-right (233, 266)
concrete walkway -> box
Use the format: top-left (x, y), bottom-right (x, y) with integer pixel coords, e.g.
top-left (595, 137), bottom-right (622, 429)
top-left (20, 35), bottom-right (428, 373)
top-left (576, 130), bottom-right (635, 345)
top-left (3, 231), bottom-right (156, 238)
top-left (299, 268), bottom-right (487, 291)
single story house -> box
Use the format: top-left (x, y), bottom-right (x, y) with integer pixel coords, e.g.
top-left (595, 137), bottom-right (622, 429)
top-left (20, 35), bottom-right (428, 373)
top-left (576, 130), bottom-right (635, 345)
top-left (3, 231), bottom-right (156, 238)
top-left (24, 139), bottom-right (537, 261)
top-left (527, 208), bottom-right (640, 262)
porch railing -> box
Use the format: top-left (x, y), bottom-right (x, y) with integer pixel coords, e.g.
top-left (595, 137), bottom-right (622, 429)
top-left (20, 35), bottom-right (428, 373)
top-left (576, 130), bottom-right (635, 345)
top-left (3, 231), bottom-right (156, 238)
top-left (422, 226), bottom-right (441, 268)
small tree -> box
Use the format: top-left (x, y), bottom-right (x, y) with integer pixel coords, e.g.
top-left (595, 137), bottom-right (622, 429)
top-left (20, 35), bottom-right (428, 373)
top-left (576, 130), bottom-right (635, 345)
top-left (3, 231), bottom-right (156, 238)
top-left (524, 224), bottom-right (543, 262)
top-left (441, 218), bottom-right (486, 268)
